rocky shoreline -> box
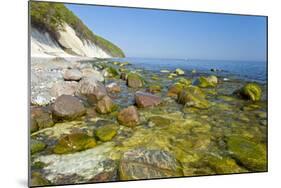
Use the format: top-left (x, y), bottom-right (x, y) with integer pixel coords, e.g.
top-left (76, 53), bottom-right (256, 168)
top-left (30, 57), bottom-right (267, 186)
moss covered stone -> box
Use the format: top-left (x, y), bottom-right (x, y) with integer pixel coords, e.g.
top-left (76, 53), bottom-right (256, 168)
top-left (195, 75), bottom-right (218, 88)
top-left (204, 155), bottom-right (246, 174)
top-left (147, 85), bottom-right (162, 93)
top-left (53, 133), bottom-right (97, 154)
top-left (226, 136), bottom-right (267, 171)
top-left (127, 73), bottom-right (144, 88)
top-left (167, 78), bottom-right (192, 97)
top-left (95, 124), bottom-right (118, 141)
top-left (105, 66), bottom-right (119, 78)
top-left (148, 116), bottom-right (172, 126)
top-left (178, 86), bottom-right (210, 109)
top-left (239, 83), bottom-right (262, 101)
top-left (31, 139), bottom-right (46, 154)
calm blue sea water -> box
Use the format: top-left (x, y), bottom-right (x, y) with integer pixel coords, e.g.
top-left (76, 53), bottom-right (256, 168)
top-left (112, 57), bottom-right (267, 83)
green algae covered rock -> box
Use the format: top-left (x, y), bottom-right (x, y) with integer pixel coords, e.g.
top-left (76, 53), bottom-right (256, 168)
top-left (148, 116), bottom-right (172, 126)
top-left (31, 139), bottom-right (46, 154)
top-left (167, 78), bottom-right (192, 97)
top-left (204, 155), bottom-right (246, 174)
top-left (53, 133), bottom-right (97, 154)
top-left (127, 73), bottom-right (144, 88)
top-left (119, 148), bottom-right (183, 180)
top-left (31, 172), bottom-right (51, 187)
top-left (147, 85), bottom-right (162, 93)
top-left (238, 83), bottom-right (262, 101)
top-left (178, 86), bottom-right (210, 109)
top-left (104, 66), bottom-right (119, 78)
top-left (226, 136), bottom-right (267, 171)
top-left (95, 124), bottom-right (118, 141)
top-left (195, 75), bottom-right (218, 88)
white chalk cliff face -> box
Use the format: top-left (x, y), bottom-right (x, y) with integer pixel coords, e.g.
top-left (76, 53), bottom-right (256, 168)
top-left (31, 22), bottom-right (112, 58)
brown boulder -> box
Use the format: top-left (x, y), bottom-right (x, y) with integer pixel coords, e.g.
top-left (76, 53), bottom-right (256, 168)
top-left (77, 77), bottom-right (107, 104)
top-left (135, 91), bottom-right (161, 108)
top-left (31, 107), bottom-right (54, 131)
top-left (117, 106), bottom-right (140, 127)
top-left (96, 96), bottom-right (117, 114)
top-left (52, 95), bottom-right (86, 121)
top-left (63, 69), bottom-right (82, 81)
top-left (50, 81), bottom-right (78, 98)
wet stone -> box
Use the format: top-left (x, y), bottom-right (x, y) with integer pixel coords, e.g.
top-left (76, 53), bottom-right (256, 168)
top-left (119, 148), bottom-right (183, 180)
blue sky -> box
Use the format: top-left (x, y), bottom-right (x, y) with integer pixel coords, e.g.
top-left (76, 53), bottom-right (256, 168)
top-left (66, 4), bottom-right (267, 61)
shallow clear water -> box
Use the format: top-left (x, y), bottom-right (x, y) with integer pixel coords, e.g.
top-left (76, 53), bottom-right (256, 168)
top-left (112, 57), bottom-right (267, 83)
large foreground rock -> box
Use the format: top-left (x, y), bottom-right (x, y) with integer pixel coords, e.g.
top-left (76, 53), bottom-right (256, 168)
top-left (226, 136), bottom-right (266, 171)
top-left (117, 106), bottom-right (140, 127)
top-left (52, 95), bottom-right (86, 121)
top-left (119, 148), bottom-right (183, 180)
top-left (77, 77), bottom-right (107, 104)
top-left (135, 91), bottom-right (161, 108)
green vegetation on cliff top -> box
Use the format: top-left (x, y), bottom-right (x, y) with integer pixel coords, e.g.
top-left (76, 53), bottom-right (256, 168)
top-left (30, 2), bottom-right (125, 57)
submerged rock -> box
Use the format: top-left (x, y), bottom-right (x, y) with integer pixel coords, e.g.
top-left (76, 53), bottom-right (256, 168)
top-left (195, 75), bottom-right (218, 88)
top-left (52, 95), bottom-right (86, 121)
top-left (119, 148), bottom-right (183, 180)
top-left (35, 142), bottom-right (116, 184)
top-left (135, 91), bottom-right (161, 108)
top-left (148, 116), bottom-right (172, 126)
top-left (63, 69), bottom-right (82, 81)
top-left (31, 172), bottom-right (51, 187)
top-left (77, 77), bottom-right (107, 104)
top-left (226, 136), bottom-right (266, 171)
top-left (127, 73), bottom-right (144, 88)
top-left (53, 133), bottom-right (97, 154)
top-left (95, 124), bottom-right (118, 141)
top-left (177, 86), bottom-right (210, 109)
top-left (117, 106), bottom-right (140, 127)
top-left (204, 155), bottom-right (246, 174)
top-left (236, 83), bottom-right (262, 101)
top-left (106, 82), bottom-right (121, 93)
top-left (31, 139), bottom-right (46, 154)
top-left (95, 96), bottom-right (117, 114)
